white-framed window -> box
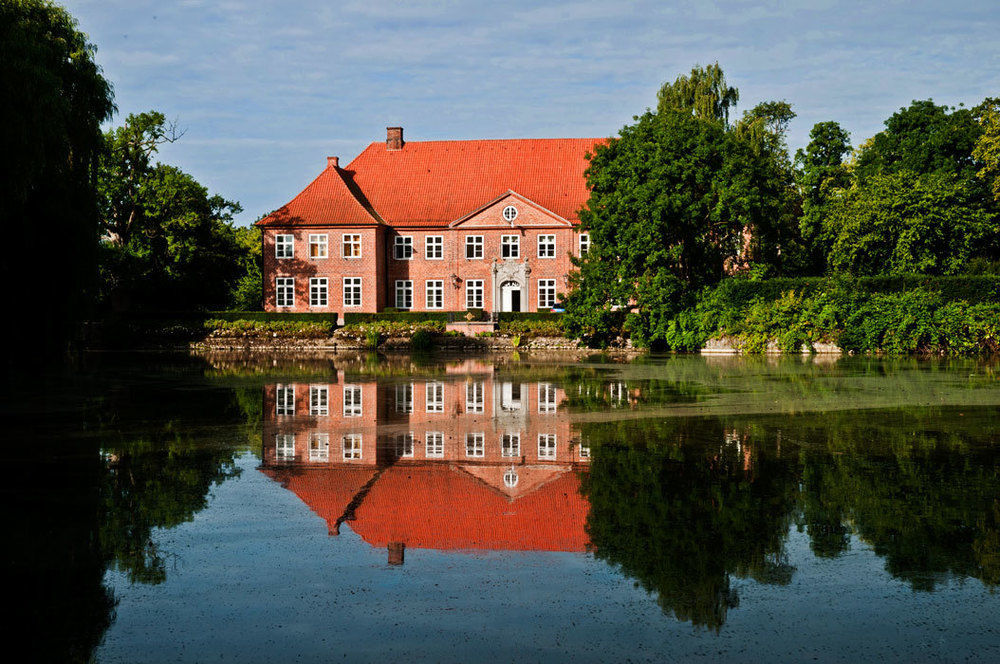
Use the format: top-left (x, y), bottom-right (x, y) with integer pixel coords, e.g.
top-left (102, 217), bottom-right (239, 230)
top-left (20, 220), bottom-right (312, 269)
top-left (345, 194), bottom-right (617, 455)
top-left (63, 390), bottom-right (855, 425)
top-left (425, 381), bottom-right (444, 413)
top-left (425, 235), bottom-right (443, 260)
top-left (538, 433), bottom-right (557, 460)
top-left (275, 277), bottom-right (295, 308)
top-left (393, 235), bottom-right (413, 260)
top-left (538, 234), bottom-right (556, 258)
top-left (309, 433), bottom-right (330, 462)
top-left (275, 234), bottom-right (294, 259)
top-left (501, 433), bottom-right (520, 458)
top-left (395, 280), bottom-right (413, 309)
top-left (579, 443), bottom-right (591, 459)
top-left (343, 277), bottom-right (362, 308)
top-left (395, 433), bottom-right (414, 458)
top-left (309, 385), bottom-right (329, 416)
top-left (395, 383), bottom-right (413, 413)
top-left (276, 384), bottom-right (295, 416)
top-left (275, 434), bottom-right (295, 461)
top-left (538, 279), bottom-right (556, 309)
top-left (309, 277), bottom-right (328, 307)
top-left (502, 205), bottom-right (518, 222)
top-left (425, 280), bottom-right (444, 309)
top-left (501, 382), bottom-right (521, 412)
top-left (466, 280), bottom-right (484, 309)
top-left (538, 382), bottom-right (558, 413)
top-left (465, 235), bottom-right (483, 259)
top-left (504, 468), bottom-right (519, 488)
top-left (466, 381), bottom-right (484, 413)
top-left (342, 433), bottom-right (363, 460)
top-left (342, 233), bottom-right (362, 258)
top-left (343, 384), bottom-right (362, 417)
top-left (579, 233), bottom-right (590, 256)
top-left (466, 432), bottom-right (485, 457)
top-left (501, 235), bottom-right (519, 259)
top-left (425, 432), bottom-right (444, 458)
top-left (309, 234), bottom-right (328, 259)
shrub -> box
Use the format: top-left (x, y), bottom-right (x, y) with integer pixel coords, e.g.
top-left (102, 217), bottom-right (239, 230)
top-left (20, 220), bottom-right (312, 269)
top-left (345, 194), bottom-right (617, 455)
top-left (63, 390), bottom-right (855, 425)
top-left (204, 319), bottom-right (334, 338)
top-left (498, 318), bottom-right (564, 338)
top-left (410, 328), bottom-right (434, 351)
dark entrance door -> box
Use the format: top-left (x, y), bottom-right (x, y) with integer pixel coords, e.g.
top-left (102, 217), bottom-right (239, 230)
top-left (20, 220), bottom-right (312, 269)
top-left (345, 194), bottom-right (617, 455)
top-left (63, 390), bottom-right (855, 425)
top-left (511, 289), bottom-right (521, 312)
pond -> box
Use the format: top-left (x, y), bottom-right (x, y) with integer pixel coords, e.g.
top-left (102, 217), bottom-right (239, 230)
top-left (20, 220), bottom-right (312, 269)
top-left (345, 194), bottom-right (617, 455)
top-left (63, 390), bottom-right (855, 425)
top-left (6, 352), bottom-right (1000, 662)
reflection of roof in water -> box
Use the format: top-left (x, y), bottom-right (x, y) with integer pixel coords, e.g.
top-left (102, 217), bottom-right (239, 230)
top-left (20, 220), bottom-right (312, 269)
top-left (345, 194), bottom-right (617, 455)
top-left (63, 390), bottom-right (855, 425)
top-left (260, 463), bottom-right (590, 552)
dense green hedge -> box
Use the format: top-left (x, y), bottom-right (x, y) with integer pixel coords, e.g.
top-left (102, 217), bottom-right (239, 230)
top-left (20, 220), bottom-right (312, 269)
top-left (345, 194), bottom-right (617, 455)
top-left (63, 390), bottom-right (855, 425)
top-left (343, 311), bottom-right (450, 324)
top-left (496, 312), bottom-right (564, 322)
top-left (661, 282), bottom-right (1000, 355)
top-left (708, 276), bottom-right (1000, 309)
top-left (207, 311), bottom-right (341, 323)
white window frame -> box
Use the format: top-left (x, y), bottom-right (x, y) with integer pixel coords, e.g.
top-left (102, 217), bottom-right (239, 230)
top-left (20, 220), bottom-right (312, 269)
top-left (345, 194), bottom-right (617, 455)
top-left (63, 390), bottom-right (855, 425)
top-left (393, 235), bottom-right (413, 260)
top-left (538, 279), bottom-right (556, 309)
top-left (275, 234), bottom-right (294, 259)
top-left (579, 443), bottom-right (591, 459)
top-left (309, 433), bottom-right (330, 462)
top-left (343, 277), bottom-right (362, 308)
top-left (425, 280), bottom-right (444, 310)
top-left (276, 384), bottom-right (295, 416)
top-left (425, 381), bottom-right (444, 413)
top-left (501, 433), bottom-right (521, 458)
top-left (465, 280), bottom-right (484, 309)
top-left (309, 277), bottom-right (328, 308)
top-left (465, 432), bottom-right (485, 458)
top-left (538, 433), bottom-right (557, 460)
top-left (343, 384), bottom-right (362, 417)
top-left (395, 280), bottom-right (413, 310)
top-left (579, 233), bottom-right (590, 256)
top-left (425, 432), bottom-right (445, 458)
top-left (275, 277), bottom-right (295, 308)
top-left (342, 233), bottom-right (362, 259)
top-left (309, 233), bottom-right (328, 259)
top-left (501, 235), bottom-right (519, 259)
top-left (537, 234), bottom-right (556, 258)
top-left (343, 433), bottom-right (363, 460)
top-left (466, 381), bottom-right (484, 413)
top-left (465, 235), bottom-right (484, 259)
top-left (538, 382), bottom-right (558, 413)
top-left (395, 432), bottom-right (414, 458)
top-left (275, 434), bottom-right (295, 461)
top-left (395, 383), bottom-right (413, 413)
top-left (425, 235), bottom-right (443, 260)
top-left (309, 385), bottom-right (329, 416)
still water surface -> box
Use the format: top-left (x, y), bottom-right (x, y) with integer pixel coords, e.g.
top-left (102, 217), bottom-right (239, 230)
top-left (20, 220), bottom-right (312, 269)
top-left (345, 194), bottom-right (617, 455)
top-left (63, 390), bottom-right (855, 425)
top-left (7, 352), bottom-right (1000, 662)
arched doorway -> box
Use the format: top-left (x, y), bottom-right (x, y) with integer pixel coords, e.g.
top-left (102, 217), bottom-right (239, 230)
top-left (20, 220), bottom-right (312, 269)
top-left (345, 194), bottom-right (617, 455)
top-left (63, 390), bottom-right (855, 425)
top-left (500, 281), bottom-right (521, 312)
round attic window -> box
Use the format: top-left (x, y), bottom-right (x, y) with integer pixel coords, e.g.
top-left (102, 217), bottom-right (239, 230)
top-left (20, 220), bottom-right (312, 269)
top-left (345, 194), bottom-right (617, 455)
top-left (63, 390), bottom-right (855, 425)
top-left (502, 205), bottom-right (518, 222)
top-left (504, 468), bottom-right (519, 488)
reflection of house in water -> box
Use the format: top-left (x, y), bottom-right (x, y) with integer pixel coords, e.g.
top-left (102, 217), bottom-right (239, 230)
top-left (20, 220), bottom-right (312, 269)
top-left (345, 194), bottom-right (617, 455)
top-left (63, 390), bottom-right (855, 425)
top-left (259, 363), bottom-right (591, 559)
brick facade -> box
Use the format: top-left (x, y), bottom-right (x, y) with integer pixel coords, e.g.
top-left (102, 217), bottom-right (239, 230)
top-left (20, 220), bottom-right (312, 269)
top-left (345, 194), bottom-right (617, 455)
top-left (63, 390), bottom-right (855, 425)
top-left (258, 128), bottom-right (601, 315)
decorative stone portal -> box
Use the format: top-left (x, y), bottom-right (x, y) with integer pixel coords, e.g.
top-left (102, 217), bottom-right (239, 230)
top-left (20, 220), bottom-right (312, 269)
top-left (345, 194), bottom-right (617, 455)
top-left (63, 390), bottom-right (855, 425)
top-left (492, 259), bottom-right (530, 313)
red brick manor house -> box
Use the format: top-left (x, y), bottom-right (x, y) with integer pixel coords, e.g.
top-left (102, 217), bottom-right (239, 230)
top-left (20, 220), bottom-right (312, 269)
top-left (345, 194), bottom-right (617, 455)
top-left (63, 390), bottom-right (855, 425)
top-left (258, 128), bottom-right (600, 316)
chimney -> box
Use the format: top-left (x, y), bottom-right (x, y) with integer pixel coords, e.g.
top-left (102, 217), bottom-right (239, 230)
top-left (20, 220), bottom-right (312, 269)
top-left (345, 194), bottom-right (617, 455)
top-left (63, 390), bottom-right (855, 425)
top-left (386, 126), bottom-right (404, 151)
top-left (327, 156), bottom-right (339, 169)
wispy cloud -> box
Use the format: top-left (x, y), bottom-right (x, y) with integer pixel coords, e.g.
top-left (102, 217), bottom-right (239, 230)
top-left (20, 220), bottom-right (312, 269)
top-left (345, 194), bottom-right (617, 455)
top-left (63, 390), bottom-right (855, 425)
top-left (67, 0), bottom-right (1000, 224)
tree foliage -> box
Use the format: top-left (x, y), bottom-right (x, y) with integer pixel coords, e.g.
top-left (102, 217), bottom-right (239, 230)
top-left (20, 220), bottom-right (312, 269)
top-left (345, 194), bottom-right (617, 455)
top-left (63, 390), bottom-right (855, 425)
top-left (0, 0), bottom-right (115, 361)
top-left (795, 121), bottom-right (852, 272)
top-left (97, 112), bottom-right (249, 311)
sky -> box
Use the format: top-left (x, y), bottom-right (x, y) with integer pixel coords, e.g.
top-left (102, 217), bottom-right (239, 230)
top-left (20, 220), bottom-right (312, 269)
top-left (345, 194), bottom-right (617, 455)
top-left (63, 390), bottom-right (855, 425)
top-left (66, 0), bottom-right (1000, 226)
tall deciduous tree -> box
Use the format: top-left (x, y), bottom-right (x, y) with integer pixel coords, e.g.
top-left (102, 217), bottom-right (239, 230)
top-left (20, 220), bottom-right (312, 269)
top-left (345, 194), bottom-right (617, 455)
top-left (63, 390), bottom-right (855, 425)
top-left (795, 121), bottom-right (852, 273)
top-left (973, 98), bottom-right (1000, 206)
top-left (565, 65), bottom-right (802, 347)
top-left (0, 0), bottom-right (115, 362)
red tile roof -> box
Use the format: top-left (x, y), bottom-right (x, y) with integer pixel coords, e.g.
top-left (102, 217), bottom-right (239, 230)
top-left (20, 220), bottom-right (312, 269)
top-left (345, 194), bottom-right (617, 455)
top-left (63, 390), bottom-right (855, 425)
top-left (352, 465), bottom-right (590, 552)
top-left (260, 466), bottom-right (377, 533)
top-left (258, 137), bottom-right (605, 228)
top-left (257, 163), bottom-right (381, 227)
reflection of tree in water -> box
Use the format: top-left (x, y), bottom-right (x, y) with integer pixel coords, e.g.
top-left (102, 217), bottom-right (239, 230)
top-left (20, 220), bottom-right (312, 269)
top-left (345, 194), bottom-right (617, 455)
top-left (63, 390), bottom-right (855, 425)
top-left (581, 418), bottom-right (798, 630)
top-left (582, 409), bottom-right (1000, 629)
top-left (795, 413), bottom-right (1000, 591)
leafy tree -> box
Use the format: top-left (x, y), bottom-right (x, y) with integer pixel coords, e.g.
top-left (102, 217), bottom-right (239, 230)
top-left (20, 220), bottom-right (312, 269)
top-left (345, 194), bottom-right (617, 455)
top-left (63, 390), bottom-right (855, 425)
top-left (825, 171), bottom-right (997, 275)
top-left (229, 223), bottom-right (263, 310)
top-left (565, 65), bottom-right (802, 347)
top-left (0, 0), bottom-right (114, 362)
top-left (973, 98), bottom-right (1000, 206)
top-left (97, 112), bottom-right (247, 310)
top-left (854, 99), bottom-right (984, 182)
top-left (795, 121), bottom-right (852, 273)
